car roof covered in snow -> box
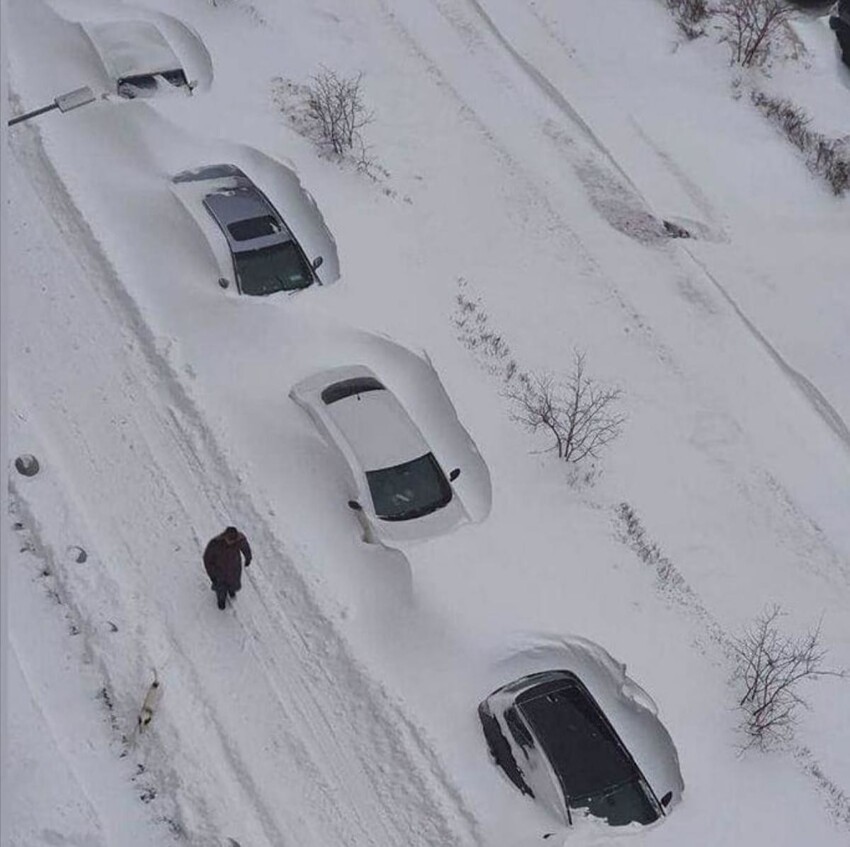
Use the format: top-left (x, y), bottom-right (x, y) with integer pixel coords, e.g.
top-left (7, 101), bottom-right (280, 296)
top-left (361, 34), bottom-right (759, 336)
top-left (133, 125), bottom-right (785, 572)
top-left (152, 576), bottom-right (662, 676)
top-left (175, 164), bottom-right (295, 254)
top-left (326, 388), bottom-right (430, 471)
top-left (82, 20), bottom-right (184, 81)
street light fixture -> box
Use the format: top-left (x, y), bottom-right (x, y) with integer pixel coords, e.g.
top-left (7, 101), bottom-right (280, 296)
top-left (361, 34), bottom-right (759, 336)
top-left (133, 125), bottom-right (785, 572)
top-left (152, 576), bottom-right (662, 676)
top-left (7, 86), bottom-right (97, 127)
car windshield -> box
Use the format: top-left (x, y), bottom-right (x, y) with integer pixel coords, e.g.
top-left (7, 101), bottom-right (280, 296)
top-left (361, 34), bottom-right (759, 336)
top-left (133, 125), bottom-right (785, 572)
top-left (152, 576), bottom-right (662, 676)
top-left (234, 243), bottom-right (313, 295)
top-left (366, 453), bottom-right (452, 521)
top-left (116, 70), bottom-right (188, 99)
top-left (519, 684), bottom-right (659, 826)
top-left (573, 778), bottom-right (659, 827)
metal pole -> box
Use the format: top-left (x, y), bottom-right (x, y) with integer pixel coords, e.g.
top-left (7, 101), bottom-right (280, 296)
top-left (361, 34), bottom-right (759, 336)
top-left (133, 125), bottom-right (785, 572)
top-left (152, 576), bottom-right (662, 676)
top-left (7, 87), bottom-right (96, 127)
top-left (7, 102), bottom-right (59, 127)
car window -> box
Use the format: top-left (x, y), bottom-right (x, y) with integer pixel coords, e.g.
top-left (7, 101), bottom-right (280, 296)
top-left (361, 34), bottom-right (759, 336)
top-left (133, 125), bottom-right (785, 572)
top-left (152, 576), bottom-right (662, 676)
top-left (117, 69), bottom-right (188, 98)
top-left (234, 243), bottom-right (313, 296)
top-left (576, 778), bottom-right (659, 826)
top-left (228, 215), bottom-right (281, 242)
top-left (478, 706), bottom-right (534, 798)
top-left (366, 453), bottom-right (452, 521)
top-left (322, 378), bottom-right (385, 405)
top-left (505, 708), bottom-right (534, 748)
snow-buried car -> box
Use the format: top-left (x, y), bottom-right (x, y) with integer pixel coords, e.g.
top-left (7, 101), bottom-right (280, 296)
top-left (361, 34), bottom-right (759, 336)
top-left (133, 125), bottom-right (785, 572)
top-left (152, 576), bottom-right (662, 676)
top-left (290, 363), bottom-right (491, 545)
top-left (79, 12), bottom-right (212, 99)
top-left (171, 163), bottom-right (337, 296)
top-left (831, 0), bottom-right (850, 68)
top-left (480, 641), bottom-right (683, 829)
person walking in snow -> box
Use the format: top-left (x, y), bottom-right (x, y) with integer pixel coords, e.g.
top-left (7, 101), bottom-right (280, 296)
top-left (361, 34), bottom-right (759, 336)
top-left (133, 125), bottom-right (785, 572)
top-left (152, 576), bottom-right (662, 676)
top-left (203, 527), bottom-right (252, 610)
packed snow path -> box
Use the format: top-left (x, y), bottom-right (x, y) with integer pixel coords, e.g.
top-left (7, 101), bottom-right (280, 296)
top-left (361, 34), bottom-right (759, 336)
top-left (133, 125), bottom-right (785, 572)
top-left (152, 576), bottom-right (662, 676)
top-left (8, 123), bottom-right (481, 847)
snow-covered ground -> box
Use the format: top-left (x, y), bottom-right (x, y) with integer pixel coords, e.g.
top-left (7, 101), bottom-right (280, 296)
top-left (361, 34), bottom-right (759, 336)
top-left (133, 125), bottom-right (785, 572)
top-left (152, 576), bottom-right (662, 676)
top-left (4, 0), bottom-right (849, 845)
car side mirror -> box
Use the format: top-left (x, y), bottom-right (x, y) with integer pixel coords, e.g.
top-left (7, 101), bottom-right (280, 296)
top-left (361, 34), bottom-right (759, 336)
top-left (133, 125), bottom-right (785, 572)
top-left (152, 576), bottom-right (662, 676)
top-left (218, 277), bottom-right (230, 289)
top-left (347, 500), bottom-right (363, 511)
top-left (312, 256), bottom-right (324, 271)
top-left (449, 468), bottom-right (461, 482)
top-left (660, 791), bottom-right (672, 808)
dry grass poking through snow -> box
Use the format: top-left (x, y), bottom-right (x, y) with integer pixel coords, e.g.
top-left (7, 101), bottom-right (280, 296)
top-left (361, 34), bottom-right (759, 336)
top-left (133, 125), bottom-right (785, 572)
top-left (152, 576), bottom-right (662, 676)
top-left (453, 279), bottom-right (624, 470)
top-left (750, 91), bottom-right (850, 196)
top-left (271, 73), bottom-right (389, 182)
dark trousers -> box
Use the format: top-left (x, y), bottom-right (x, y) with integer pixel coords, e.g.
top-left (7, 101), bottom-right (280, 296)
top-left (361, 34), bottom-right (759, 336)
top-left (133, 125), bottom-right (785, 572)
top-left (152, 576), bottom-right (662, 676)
top-left (212, 582), bottom-right (239, 609)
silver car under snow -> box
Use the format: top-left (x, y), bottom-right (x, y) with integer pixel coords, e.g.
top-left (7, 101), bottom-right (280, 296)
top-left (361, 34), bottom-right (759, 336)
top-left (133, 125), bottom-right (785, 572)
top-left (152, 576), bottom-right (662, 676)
top-left (171, 163), bottom-right (334, 297)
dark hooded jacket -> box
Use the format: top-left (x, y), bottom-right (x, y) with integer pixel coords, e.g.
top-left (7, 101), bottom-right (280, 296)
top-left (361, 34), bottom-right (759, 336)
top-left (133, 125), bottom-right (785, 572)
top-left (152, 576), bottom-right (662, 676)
top-left (204, 528), bottom-right (252, 591)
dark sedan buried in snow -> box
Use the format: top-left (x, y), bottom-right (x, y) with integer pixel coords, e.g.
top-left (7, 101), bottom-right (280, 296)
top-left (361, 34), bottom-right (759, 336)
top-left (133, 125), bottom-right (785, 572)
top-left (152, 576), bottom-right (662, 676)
top-left (171, 163), bottom-right (335, 296)
top-left (479, 652), bottom-right (683, 830)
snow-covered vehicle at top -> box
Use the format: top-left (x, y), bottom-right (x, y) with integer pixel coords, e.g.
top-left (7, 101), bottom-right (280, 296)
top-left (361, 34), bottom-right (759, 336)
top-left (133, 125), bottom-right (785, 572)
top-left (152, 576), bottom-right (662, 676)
top-left (479, 641), bottom-right (684, 830)
top-left (81, 15), bottom-right (211, 98)
top-left (831, 1), bottom-right (850, 67)
top-left (171, 163), bottom-right (338, 296)
top-left (290, 364), bottom-right (491, 545)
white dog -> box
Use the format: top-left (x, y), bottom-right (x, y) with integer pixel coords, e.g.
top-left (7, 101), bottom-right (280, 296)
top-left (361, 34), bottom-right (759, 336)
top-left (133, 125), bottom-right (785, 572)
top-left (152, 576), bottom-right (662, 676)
top-left (136, 669), bottom-right (162, 733)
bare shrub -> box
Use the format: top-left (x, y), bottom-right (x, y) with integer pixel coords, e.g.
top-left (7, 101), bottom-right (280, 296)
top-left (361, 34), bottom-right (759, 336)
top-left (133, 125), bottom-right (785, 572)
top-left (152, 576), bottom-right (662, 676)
top-left (667, 0), bottom-right (711, 38)
top-left (506, 350), bottom-right (625, 464)
top-left (304, 67), bottom-right (373, 157)
top-left (751, 91), bottom-right (850, 195)
top-left (717, 0), bottom-right (792, 66)
top-left (732, 605), bottom-right (845, 750)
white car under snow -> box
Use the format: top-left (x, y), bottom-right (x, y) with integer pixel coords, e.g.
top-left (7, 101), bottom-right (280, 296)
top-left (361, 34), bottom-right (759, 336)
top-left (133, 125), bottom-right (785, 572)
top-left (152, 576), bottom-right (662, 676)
top-left (290, 364), bottom-right (491, 545)
top-left (76, 10), bottom-right (213, 99)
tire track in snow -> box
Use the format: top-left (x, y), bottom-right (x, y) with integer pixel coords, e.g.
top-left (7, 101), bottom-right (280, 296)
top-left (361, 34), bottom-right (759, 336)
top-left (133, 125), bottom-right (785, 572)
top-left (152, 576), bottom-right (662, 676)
top-left (9, 117), bottom-right (481, 846)
top-left (682, 248), bottom-right (850, 456)
top-left (439, 0), bottom-right (850, 457)
top-left (459, 0), bottom-right (648, 201)
top-left (373, 0), bottom-right (679, 368)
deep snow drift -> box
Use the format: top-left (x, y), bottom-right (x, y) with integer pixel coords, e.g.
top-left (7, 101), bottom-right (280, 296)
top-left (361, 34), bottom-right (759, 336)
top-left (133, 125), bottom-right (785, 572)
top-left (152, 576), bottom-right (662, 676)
top-left (4, 0), bottom-right (849, 845)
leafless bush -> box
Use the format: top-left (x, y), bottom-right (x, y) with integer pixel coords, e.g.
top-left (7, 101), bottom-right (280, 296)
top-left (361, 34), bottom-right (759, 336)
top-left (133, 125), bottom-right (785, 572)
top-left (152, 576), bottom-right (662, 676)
top-left (666, 0), bottom-right (711, 38)
top-left (506, 350), bottom-right (625, 464)
top-left (717, 0), bottom-right (792, 66)
top-left (751, 91), bottom-right (850, 195)
top-left (304, 67), bottom-right (373, 157)
top-left (732, 605), bottom-right (845, 750)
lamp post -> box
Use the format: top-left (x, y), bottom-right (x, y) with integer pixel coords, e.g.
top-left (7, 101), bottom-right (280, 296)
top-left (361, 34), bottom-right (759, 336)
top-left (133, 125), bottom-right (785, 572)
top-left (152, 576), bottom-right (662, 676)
top-left (8, 86), bottom-right (97, 127)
